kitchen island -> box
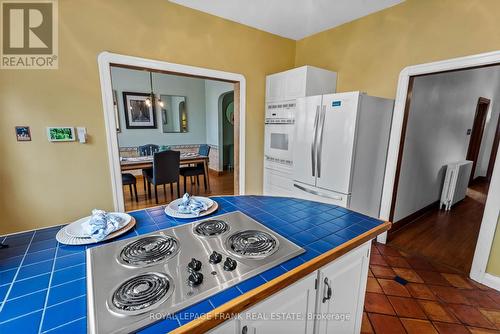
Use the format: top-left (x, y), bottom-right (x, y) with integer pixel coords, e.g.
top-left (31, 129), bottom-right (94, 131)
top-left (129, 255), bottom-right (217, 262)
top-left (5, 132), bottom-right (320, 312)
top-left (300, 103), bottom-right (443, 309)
top-left (0, 196), bottom-right (390, 334)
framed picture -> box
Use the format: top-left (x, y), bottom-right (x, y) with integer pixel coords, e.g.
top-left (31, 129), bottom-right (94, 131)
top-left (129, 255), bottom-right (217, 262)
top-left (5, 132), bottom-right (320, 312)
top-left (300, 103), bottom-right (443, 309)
top-left (15, 126), bottom-right (31, 141)
top-left (122, 92), bottom-right (156, 129)
top-left (113, 90), bottom-right (120, 132)
top-left (47, 127), bottom-right (75, 142)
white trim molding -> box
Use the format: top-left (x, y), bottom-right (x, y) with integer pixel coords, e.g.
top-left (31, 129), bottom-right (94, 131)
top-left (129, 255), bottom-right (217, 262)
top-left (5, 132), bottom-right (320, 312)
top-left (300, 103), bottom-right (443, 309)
top-left (377, 50), bottom-right (500, 289)
top-left (97, 52), bottom-right (246, 212)
top-left (481, 273), bottom-right (500, 291)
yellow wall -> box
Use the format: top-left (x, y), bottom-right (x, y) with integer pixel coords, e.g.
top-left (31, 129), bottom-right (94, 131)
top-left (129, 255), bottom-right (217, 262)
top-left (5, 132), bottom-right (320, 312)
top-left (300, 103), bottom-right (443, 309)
top-left (295, 0), bottom-right (500, 276)
top-left (487, 219), bottom-right (500, 276)
top-left (0, 0), bottom-right (295, 234)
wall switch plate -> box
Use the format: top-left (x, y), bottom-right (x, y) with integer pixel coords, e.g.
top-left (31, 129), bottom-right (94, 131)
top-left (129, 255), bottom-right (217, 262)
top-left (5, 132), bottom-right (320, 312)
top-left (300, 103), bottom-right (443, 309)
top-left (77, 127), bottom-right (87, 143)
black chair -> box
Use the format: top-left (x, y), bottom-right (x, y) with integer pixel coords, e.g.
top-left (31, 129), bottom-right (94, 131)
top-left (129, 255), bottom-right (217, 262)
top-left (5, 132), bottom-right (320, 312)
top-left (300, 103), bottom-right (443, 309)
top-left (138, 144), bottom-right (160, 192)
top-left (122, 173), bottom-right (138, 202)
top-left (144, 150), bottom-right (181, 204)
top-left (180, 144), bottom-right (210, 193)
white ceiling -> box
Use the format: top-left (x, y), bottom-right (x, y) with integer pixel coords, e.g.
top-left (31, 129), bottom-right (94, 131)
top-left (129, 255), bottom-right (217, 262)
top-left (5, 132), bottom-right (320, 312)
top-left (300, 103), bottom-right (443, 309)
top-left (169, 0), bottom-right (404, 40)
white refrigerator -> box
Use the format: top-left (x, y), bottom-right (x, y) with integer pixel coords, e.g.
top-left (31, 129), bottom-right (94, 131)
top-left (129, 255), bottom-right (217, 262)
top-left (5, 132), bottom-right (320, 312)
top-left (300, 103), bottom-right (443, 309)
top-left (292, 92), bottom-right (394, 218)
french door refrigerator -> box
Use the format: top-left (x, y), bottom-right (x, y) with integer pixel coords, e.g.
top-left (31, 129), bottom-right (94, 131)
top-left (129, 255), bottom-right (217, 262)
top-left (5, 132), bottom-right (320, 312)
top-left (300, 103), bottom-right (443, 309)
top-left (293, 92), bottom-right (393, 218)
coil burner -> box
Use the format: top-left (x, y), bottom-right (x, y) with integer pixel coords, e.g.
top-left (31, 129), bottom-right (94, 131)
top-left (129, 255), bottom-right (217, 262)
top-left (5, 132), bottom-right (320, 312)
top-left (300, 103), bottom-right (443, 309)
top-left (194, 220), bottom-right (230, 237)
top-left (119, 235), bottom-right (179, 266)
top-left (110, 272), bottom-right (173, 315)
top-left (226, 230), bottom-right (279, 259)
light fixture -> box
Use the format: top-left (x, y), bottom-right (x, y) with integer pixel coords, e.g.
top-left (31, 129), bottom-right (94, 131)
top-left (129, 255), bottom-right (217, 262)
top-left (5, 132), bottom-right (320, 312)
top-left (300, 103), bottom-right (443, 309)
top-left (145, 71), bottom-right (154, 107)
top-left (145, 71), bottom-right (164, 108)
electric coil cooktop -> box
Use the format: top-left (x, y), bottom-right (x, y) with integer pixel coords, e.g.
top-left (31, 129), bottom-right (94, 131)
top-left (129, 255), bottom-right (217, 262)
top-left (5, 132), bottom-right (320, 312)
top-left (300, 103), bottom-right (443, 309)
top-left (86, 211), bottom-right (304, 334)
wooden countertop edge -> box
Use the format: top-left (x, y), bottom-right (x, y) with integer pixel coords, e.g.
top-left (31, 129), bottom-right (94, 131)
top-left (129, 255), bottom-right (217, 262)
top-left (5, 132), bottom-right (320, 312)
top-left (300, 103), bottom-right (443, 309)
top-left (170, 221), bottom-right (392, 334)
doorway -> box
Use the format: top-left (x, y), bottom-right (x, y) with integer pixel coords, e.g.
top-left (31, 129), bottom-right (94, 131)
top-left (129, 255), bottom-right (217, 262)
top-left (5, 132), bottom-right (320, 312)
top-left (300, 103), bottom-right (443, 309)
top-left (378, 51), bottom-right (500, 288)
top-left (386, 66), bottom-right (500, 273)
top-left (97, 52), bottom-right (246, 212)
top-left (467, 97), bottom-right (490, 184)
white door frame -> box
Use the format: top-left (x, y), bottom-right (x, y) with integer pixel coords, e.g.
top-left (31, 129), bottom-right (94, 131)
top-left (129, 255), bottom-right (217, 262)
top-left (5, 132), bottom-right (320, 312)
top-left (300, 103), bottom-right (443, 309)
top-left (97, 52), bottom-right (246, 212)
top-left (378, 50), bottom-right (500, 289)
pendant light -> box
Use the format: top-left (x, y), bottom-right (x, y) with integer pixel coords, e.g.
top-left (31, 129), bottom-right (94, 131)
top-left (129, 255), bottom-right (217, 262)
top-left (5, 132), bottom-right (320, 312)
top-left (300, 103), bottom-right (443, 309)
top-left (145, 71), bottom-right (165, 108)
top-left (145, 71), bottom-right (153, 107)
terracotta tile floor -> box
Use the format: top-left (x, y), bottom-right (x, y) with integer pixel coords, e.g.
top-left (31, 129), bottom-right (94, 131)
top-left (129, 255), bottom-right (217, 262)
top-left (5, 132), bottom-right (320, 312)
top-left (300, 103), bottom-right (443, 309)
top-left (362, 242), bottom-right (500, 334)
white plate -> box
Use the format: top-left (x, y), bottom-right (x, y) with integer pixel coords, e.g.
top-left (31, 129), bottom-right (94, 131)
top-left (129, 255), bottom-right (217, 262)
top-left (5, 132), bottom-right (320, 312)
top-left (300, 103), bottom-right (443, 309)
top-left (56, 217), bottom-right (136, 245)
top-left (164, 197), bottom-right (218, 219)
top-left (65, 212), bottom-right (131, 238)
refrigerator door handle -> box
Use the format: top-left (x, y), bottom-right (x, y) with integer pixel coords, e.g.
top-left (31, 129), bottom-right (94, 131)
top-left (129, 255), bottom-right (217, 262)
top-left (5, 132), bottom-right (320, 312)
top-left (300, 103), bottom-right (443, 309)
top-left (317, 105), bottom-right (327, 178)
top-left (311, 105), bottom-right (320, 177)
top-left (293, 183), bottom-right (343, 201)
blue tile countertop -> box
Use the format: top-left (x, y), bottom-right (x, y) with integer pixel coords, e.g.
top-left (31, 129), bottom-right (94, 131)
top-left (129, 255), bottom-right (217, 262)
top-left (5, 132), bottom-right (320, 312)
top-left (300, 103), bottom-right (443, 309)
top-left (0, 196), bottom-right (387, 334)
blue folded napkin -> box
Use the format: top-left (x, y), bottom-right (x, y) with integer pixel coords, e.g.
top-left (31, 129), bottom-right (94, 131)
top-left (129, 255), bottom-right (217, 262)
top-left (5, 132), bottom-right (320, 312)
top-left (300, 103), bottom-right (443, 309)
top-left (81, 209), bottom-right (124, 242)
top-left (177, 194), bottom-right (209, 216)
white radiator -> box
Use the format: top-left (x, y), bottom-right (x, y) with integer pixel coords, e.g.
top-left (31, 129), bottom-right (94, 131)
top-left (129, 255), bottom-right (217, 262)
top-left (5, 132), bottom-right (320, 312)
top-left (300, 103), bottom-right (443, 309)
top-left (440, 160), bottom-right (473, 211)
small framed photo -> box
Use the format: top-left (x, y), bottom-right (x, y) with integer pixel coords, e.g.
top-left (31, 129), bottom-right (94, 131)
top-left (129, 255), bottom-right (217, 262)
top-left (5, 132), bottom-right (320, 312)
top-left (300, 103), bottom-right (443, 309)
top-left (15, 126), bottom-right (31, 141)
top-left (122, 92), bottom-right (157, 129)
top-left (47, 127), bottom-right (75, 142)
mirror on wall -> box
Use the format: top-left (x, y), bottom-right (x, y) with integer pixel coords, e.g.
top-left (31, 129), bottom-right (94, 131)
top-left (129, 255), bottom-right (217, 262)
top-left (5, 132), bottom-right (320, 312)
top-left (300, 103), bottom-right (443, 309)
top-left (160, 95), bottom-right (188, 133)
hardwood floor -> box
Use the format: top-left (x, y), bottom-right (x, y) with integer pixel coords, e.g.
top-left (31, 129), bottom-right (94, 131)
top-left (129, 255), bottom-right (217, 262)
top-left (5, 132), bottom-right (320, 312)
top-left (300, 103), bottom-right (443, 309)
top-left (388, 180), bottom-right (489, 274)
top-left (122, 170), bottom-right (234, 211)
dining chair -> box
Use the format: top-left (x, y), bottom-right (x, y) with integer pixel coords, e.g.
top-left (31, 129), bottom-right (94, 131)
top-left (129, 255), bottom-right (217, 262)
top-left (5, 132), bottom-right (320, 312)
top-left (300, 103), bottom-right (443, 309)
top-left (180, 144), bottom-right (210, 193)
top-left (144, 150), bottom-right (181, 204)
top-left (138, 144), bottom-right (160, 192)
top-left (138, 144), bottom-right (160, 156)
top-left (122, 173), bottom-right (138, 202)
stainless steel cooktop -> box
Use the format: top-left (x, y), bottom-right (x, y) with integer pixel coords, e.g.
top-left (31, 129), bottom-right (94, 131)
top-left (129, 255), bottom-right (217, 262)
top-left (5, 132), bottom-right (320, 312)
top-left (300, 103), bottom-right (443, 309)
top-left (86, 211), bottom-right (304, 334)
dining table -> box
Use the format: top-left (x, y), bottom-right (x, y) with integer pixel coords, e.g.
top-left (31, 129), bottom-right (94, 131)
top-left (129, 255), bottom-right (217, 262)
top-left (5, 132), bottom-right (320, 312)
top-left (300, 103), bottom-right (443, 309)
top-left (120, 152), bottom-right (211, 192)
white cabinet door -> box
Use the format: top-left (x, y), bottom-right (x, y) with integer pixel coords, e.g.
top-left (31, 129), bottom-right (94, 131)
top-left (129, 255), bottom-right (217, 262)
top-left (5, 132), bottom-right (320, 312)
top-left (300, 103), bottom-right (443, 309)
top-left (263, 167), bottom-right (295, 197)
top-left (266, 73), bottom-right (286, 102)
top-left (241, 272), bottom-right (317, 334)
top-left (315, 242), bottom-right (370, 334)
top-left (284, 67), bottom-right (307, 100)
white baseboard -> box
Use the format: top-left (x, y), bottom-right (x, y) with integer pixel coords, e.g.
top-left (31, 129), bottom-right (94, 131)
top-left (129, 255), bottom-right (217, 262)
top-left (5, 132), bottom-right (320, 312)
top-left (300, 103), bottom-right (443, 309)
top-left (482, 273), bottom-right (500, 291)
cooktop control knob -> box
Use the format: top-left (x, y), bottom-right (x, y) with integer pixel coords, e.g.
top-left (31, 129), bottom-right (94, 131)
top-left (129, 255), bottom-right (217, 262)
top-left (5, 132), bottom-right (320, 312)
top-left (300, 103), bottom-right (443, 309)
top-left (188, 258), bottom-right (202, 271)
top-left (188, 271), bottom-right (203, 286)
top-left (223, 257), bottom-right (237, 271)
top-left (209, 251), bottom-right (222, 264)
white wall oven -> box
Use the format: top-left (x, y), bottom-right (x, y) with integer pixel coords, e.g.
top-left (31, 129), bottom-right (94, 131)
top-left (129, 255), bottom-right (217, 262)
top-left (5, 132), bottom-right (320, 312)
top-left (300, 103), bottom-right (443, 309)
top-left (264, 101), bottom-right (295, 166)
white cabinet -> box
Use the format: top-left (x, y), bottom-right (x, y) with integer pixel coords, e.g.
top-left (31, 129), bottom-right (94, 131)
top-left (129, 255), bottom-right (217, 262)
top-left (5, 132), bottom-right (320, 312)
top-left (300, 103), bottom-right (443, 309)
top-left (265, 66), bottom-right (337, 103)
top-left (209, 242), bottom-right (371, 334)
top-left (263, 164), bottom-right (295, 197)
top-left (266, 72), bottom-right (286, 102)
top-left (241, 273), bottom-right (317, 334)
top-left (284, 68), bottom-right (307, 100)
top-left (315, 243), bottom-right (370, 334)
